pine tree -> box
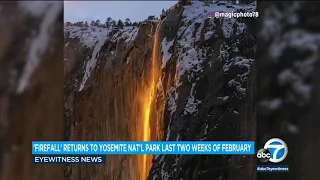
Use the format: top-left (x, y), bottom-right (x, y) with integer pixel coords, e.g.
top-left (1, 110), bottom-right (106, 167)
top-left (111, 20), bottom-right (116, 27)
top-left (106, 17), bottom-right (112, 29)
top-left (117, 19), bottom-right (124, 29)
top-left (95, 19), bottom-right (100, 27)
top-left (90, 20), bottom-right (95, 26)
top-left (65, 22), bottom-right (72, 26)
top-left (147, 15), bottom-right (155, 20)
top-left (125, 18), bottom-right (131, 26)
top-left (84, 21), bottom-right (89, 27)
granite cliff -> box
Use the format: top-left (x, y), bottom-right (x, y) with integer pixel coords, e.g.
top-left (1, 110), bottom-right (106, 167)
top-left (64, 1), bottom-right (256, 180)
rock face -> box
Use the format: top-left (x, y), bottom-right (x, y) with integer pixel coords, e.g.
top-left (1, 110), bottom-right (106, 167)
top-left (148, 1), bottom-right (256, 180)
top-left (0, 2), bottom-right (64, 180)
top-left (64, 1), bottom-right (257, 180)
top-left (64, 22), bottom-right (156, 179)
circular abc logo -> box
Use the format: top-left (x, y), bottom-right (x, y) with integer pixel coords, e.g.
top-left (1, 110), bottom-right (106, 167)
top-left (257, 148), bottom-right (271, 162)
top-left (257, 138), bottom-right (288, 163)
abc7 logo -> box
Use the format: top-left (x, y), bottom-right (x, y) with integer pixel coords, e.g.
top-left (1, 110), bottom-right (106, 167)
top-left (257, 138), bottom-right (288, 163)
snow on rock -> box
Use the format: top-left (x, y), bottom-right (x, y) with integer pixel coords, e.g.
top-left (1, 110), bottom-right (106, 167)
top-left (204, 31), bottom-right (214, 41)
top-left (223, 55), bottom-right (253, 97)
top-left (65, 26), bottom-right (110, 48)
top-left (64, 25), bottom-right (140, 91)
top-left (167, 87), bottom-right (177, 115)
top-left (161, 1), bottom-right (255, 115)
top-left (218, 31), bottom-right (254, 97)
top-left (110, 27), bottom-right (139, 45)
top-left (79, 36), bottom-right (108, 91)
top-left (183, 83), bottom-right (201, 115)
top-left (221, 18), bottom-right (237, 38)
top-left (150, 1), bottom-right (256, 179)
top-left (16, 2), bottom-right (62, 93)
top-left (223, 56), bottom-right (252, 72)
top-left (174, 1), bottom-right (255, 87)
top-left (161, 38), bottom-right (174, 69)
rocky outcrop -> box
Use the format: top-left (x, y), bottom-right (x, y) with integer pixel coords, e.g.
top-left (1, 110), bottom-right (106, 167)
top-left (0, 2), bottom-right (64, 180)
top-left (64, 22), bottom-right (156, 180)
top-left (64, 1), bottom-right (257, 180)
top-left (148, 1), bottom-right (256, 180)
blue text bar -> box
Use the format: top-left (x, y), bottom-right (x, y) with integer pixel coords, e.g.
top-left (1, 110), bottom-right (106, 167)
top-left (32, 141), bottom-right (254, 155)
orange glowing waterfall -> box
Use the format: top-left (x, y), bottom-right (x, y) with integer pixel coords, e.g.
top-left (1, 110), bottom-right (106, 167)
top-left (141, 22), bottom-right (161, 180)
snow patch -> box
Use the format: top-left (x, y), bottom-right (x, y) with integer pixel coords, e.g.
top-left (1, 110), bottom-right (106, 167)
top-left (221, 18), bottom-right (236, 38)
top-left (79, 36), bottom-right (108, 91)
top-left (110, 27), bottom-right (139, 45)
top-left (223, 56), bottom-right (252, 73)
top-left (217, 96), bottom-right (229, 101)
top-left (184, 83), bottom-right (201, 115)
top-left (16, 2), bottom-right (62, 93)
top-left (161, 38), bottom-right (174, 69)
top-left (167, 87), bottom-right (177, 115)
top-left (65, 26), bottom-right (110, 48)
top-left (204, 31), bottom-right (214, 41)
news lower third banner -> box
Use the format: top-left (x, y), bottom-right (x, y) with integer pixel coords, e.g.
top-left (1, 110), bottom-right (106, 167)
top-left (32, 141), bottom-right (254, 155)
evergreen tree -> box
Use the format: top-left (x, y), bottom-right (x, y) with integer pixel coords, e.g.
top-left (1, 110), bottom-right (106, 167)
top-left (65, 22), bottom-right (72, 26)
top-left (125, 18), bottom-right (131, 26)
top-left (90, 20), bottom-right (95, 26)
top-left (111, 20), bottom-right (116, 27)
top-left (132, 22), bottom-right (138, 26)
top-left (106, 17), bottom-right (112, 29)
top-left (84, 21), bottom-right (89, 27)
top-left (117, 19), bottom-right (124, 29)
top-left (95, 19), bottom-right (100, 27)
top-left (147, 15), bottom-right (155, 20)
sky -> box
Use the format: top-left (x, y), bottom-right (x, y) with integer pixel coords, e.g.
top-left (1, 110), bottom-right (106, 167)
top-left (64, 1), bottom-right (177, 23)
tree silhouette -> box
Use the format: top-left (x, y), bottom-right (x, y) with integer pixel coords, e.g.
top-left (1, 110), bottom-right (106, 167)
top-left (106, 17), bottom-right (112, 29)
top-left (111, 20), bottom-right (116, 26)
top-left (90, 20), bottom-right (95, 26)
top-left (84, 21), bottom-right (89, 27)
top-left (125, 18), bottom-right (131, 26)
top-left (95, 19), bottom-right (100, 27)
top-left (117, 19), bottom-right (124, 29)
top-left (65, 22), bottom-right (72, 26)
top-left (147, 15), bottom-right (155, 20)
